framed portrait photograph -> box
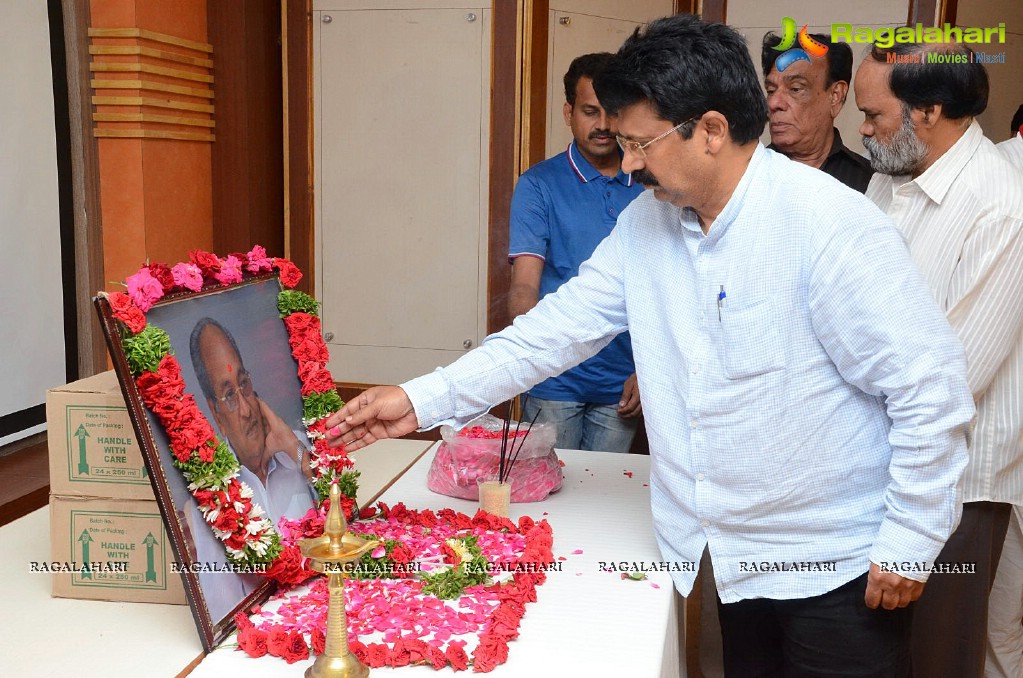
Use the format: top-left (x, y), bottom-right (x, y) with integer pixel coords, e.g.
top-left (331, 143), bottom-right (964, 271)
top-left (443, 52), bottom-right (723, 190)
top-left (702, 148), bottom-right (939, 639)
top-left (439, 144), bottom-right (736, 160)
top-left (94, 250), bottom-right (355, 652)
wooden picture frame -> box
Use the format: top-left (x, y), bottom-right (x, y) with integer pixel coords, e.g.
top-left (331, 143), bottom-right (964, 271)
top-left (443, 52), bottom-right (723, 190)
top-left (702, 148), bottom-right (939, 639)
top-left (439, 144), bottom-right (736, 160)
top-left (93, 252), bottom-right (351, 652)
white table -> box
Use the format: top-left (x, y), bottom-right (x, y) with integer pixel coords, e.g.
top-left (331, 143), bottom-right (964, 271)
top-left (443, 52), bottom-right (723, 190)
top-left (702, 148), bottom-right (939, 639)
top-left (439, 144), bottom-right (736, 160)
top-left (191, 444), bottom-right (683, 677)
top-left (0, 438), bottom-right (432, 678)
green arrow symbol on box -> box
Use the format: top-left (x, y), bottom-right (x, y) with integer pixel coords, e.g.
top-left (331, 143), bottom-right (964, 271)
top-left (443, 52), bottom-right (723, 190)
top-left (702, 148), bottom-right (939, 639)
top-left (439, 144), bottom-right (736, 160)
top-left (142, 532), bottom-right (158, 582)
top-left (74, 424), bottom-right (90, 475)
top-left (78, 530), bottom-right (94, 579)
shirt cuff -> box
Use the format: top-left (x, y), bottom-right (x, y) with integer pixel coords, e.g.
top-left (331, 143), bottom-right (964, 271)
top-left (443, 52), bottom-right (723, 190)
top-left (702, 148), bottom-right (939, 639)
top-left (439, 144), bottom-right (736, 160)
top-left (868, 511), bottom-right (958, 583)
top-left (400, 368), bottom-right (455, 431)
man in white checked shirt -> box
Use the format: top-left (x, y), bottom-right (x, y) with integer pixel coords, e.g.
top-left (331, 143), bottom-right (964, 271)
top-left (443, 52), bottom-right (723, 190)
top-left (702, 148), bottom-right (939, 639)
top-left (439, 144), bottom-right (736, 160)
top-left (857, 43), bottom-right (1023, 678)
top-left (327, 16), bottom-right (974, 675)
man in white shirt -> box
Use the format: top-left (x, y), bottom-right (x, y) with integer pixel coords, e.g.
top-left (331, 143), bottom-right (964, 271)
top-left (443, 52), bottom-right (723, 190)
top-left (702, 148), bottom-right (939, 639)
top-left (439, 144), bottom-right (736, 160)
top-left (326, 16), bottom-right (974, 675)
top-left (856, 43), bottom-right (1023, 678)
top-left (986, 104), bottom-right (1023, 678)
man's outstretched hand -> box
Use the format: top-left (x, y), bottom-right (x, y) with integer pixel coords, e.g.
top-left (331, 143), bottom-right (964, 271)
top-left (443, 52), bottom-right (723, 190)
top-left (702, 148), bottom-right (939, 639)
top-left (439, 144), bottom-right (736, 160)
top-left (324, 386), bottom-right (419, 451)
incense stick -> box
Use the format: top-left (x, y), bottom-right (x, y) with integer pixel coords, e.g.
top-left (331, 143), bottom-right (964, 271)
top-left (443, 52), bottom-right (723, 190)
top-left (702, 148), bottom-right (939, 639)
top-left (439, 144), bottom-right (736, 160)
top-left (502, 407), bottom-right (541, 483)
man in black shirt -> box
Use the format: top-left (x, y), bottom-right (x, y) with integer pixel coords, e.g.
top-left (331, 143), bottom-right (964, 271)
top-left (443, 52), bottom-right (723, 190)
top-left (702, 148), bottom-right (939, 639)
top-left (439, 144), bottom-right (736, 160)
top-left (762, 32), bottom-right (873, 192)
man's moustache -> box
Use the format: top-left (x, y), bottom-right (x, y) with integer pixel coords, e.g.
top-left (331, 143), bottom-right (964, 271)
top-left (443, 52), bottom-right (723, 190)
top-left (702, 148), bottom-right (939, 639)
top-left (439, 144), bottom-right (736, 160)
top-left (632, 169), bottom-right (659, 187)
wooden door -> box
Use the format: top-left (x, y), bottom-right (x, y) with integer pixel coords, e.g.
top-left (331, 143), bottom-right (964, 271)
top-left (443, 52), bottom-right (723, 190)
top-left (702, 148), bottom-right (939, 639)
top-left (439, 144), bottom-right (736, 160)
top-left (314, 3), bottom-right (490, 385)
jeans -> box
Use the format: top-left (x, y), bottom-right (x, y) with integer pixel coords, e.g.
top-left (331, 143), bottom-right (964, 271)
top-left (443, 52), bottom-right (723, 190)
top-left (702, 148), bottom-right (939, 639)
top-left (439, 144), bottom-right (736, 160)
top-left (521, 395), bottom-right (638, 453)
top-left (717, 572), bottom-right (913, 677)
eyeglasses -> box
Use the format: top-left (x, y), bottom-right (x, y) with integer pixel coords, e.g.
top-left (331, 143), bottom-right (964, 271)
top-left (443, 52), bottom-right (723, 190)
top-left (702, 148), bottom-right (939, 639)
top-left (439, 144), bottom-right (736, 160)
top-left (214, 372), bottom-right (254, 413)
top-left (616, 115), bottom-right (700, 158)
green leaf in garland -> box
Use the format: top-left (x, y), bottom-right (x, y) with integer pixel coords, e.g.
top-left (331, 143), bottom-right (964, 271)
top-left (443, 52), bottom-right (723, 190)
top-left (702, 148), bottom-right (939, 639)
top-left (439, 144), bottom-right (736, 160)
top-left (232, 535), bottom-right (282, 567)
top-left (122, 324), bottom-right (172, 376)
top-left (277, 289), bottom-right (320, 317)
top-left (303, 391), bottom-right (345, 423)
top-left (174, 440), bottom-right (240, 490)
top-left (313, 469), bottom-right (360, 504)
top-left (420, 536), bottom-right (492, 599)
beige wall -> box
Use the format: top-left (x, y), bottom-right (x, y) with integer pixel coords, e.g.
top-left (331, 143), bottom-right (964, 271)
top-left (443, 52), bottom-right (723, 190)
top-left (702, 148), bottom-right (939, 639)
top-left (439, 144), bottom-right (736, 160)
top-left (957, 0), bottom-right (1023, 142)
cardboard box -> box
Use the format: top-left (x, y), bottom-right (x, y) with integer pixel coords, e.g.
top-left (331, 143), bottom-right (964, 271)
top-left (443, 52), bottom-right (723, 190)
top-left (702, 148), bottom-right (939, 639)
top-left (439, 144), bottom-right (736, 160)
top-left (49, 495), bottom-right (186, 604)
top-left (46, 371), bottom-right (155, 500)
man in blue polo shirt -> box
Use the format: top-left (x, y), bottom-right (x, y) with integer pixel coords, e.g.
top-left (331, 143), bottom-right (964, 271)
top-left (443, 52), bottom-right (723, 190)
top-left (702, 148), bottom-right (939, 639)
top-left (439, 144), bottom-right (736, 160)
top-left (507, 52), bottom-right (644, 452)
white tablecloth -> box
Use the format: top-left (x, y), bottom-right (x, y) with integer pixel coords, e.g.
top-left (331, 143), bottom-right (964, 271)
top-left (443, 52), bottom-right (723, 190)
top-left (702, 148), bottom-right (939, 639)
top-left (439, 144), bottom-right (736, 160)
top-left (3, 507), bottom-right (205, 677)
top-left (191, 444), bottom-right (683, 677)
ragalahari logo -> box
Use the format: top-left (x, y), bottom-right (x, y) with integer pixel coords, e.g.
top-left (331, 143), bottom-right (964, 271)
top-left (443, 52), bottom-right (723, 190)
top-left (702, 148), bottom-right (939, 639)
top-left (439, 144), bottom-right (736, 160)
top-left (773, 17), bottom-right (829, 72)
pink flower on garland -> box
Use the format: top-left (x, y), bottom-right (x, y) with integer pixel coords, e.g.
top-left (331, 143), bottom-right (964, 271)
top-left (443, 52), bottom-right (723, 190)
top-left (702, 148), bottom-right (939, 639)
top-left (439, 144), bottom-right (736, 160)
top-left (126, 266), bottom-right (165, 312)
top-left (215, 255), bottom-right (244, 285)
top-left (246, 245), bottom-right (274, 273)
top-left (171, 262), bottom-right (204, 292)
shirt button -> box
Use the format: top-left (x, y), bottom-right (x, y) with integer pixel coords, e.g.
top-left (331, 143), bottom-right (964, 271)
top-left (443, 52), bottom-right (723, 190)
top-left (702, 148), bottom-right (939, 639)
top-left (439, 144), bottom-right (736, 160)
top-left (696, 473), bottom-right (705, 481)
top-left (690, 419), bottom-right (698, 429)
top-left (701, 520), bottom-right (710, 528)
top-left (607, 208), bottom-right (615, 215)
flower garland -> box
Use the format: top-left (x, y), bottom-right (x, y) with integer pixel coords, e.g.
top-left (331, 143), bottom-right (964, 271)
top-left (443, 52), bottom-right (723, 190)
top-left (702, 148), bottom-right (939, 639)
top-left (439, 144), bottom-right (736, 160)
top-left (236, 502), bottom-right (555, 672)
top-left (106, 245), bottom-right (357, 583)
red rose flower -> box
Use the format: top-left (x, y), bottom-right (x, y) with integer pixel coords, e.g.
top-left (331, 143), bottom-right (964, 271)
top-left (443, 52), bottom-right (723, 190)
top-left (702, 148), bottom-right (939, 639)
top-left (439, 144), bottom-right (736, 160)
top-left (445, 644), bottom-right (469, 671)
top-left (148, 262), bottom-right (175, 291)
top-left (284, 311), bottom-right (319, 333)
top-left (417, 509), bottom-right (438, 528)
top-left (348, 640), bottom-right (368, 662)
top-left (310, 627), bottom-right (325, 655)
top-left (266, 627), bottom-right (290, 657)
top-left (404, 638), bottom-right (428, 662)
top-left (224, 531), bottom-right (248, 552)
top-left (189, 249), bottom-right (222, 277)
top-left (489, 604), bottom-right (521, 640)
top-left (281, 631), bottom-right (310, 664)
top-left (358, 505), bottom-right (379, 520)
top-left (341, 496), bottom-right (356, 521)
top-left (298, 363), bottom-right (336, 396)
top-left (233, 611), bottom-right (253, 631)
top-left (389, 638), bottom-right (412, 667)
top-left (366, 643), bottom-right (390, 668)
top-left (274, 258), bottom-right (303, 288)
top-left (237, 626), bottom-right (269, 658)
top-left (211, 504), bottom-right (241, 532)
top-left (108, 291), bottom-right (132, 313)
top-left (113, 304), bottom-right (147, 334)
top-left (471, 635), bottom-right (509, 673)
top-left (517, 515), bottom-right (535, 533)
top-left (264, 545), bottom-right (313, 586)
top-left (428, 646), bottom-right (448, 669)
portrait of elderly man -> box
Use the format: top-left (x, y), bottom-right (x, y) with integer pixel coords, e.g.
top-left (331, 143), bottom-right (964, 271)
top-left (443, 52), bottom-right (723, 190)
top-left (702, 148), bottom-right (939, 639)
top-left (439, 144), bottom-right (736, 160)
top-left (856, 41), bottom-right (1023, 678)
top-left (178, 316), bottom-right (318, 621)
top-left (323, 14), bottom-right (974, 676)
top-left (189, 316), bottom-right (317, 525)
top-left (761, 30), bottom-right (872, 191)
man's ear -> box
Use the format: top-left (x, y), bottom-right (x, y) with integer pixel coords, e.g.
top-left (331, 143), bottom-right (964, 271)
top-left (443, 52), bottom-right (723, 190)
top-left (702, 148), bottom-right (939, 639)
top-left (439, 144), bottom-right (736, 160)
top-left (830, 81), bottom-right (849, 114)
top-left (701, 111), bottom-right (729, 154)
top-left (563, 101), bottom-right (573, 127)
top-left (917, 103), bottom-right (941, 128)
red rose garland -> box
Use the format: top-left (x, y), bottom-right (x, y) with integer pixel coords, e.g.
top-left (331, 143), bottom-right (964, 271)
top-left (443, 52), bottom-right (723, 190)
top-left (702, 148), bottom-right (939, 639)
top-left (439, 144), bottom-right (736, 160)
top-left (106, 245), bottom-right (356, 581)
top-left (238, 503), bottom-right (555, 672)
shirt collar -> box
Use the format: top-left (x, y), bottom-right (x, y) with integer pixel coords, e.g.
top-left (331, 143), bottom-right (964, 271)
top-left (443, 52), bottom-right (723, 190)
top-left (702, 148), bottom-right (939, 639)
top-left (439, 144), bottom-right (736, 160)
top-left (827, 127), bottom-right (847, 159)
top-left (566, 141), bottom-right (635, 187)
top-left (695, 144), bottom-right (766, 242)
top-left (907, 120), bottom-right (983, 205)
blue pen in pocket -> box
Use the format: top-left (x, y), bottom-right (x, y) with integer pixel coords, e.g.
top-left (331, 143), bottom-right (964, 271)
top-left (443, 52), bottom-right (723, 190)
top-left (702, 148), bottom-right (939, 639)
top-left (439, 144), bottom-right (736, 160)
top-left (717, 285), bottom-right (727, 321)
